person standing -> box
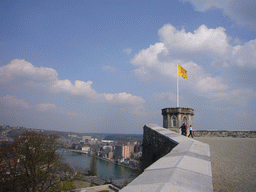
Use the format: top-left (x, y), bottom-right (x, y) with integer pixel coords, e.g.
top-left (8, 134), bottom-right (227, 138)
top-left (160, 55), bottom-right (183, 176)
top-left (180, 123), bottom-right (186, 136)
top-left (188, 125), bottom-right (193, 138)
top-left (185, 123), bottom-right (188, 136)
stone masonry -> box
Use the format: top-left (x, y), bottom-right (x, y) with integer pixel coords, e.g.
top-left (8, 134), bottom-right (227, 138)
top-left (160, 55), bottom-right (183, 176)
top-left (120, 124), bottom-right (213, 192)
top-left (162, 107), bottom-right (194, 134)
top-left (193, 130), bottom-right (256, 138)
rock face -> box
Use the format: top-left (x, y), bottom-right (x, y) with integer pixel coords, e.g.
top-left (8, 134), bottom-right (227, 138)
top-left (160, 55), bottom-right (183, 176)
top-left (193, 131), bottom-right (256, 138)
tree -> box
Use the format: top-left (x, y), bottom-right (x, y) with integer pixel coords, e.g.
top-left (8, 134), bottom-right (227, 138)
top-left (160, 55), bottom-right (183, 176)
top-left (89, 153), bottom-right (97, 176)
top-left (0, 131), bottom-right (74, 192)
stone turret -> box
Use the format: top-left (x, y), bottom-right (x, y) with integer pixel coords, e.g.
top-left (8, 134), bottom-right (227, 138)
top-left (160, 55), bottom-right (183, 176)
top-left (162, 107), bottom-right (194, 134)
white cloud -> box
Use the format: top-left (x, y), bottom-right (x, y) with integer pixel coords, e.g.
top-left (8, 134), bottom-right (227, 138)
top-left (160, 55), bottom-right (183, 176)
top-left (102, 65), bottom-right (117, 73)
top-left (196, 76), bottom-right (228, 93)
top-left (131, 43), bottom-right (167, 67)
top-left (131, 42), bottom-right (170, 80)
top-left (0, 59), bottom-right (57, 83)
top-left (158, 24), bottom-right (230, 57)
top-left (52, 79), bottom-right (98, 98)
top-left (130, 23), bottom-right (256, 104)
top-left (182, 0), bottom-right (256, 28)
top-left (103, 92), bottom-right (145, 105)
top-left (231, 39), bottom-right (256, 67)
top-left (123, 48), bottom-right (132, 55)
top-left (0, 95), bottom-right (31, 109)
top-left (0, 59), bottom-right (145, 107)
top-left (131, 42), bottom-right (227, 95)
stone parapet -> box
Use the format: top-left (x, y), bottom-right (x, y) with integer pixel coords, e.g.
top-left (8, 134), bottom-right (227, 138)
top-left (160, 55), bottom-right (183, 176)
top-left (162, 107), bottom-right (194, 115)
top-left (193, 130), bottom-right (256, 138)
top-left (120, 124), bottom-right (213, 192)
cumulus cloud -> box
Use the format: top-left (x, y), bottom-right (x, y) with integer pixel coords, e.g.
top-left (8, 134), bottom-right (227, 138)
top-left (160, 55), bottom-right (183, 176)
top-left (131, 40), bottom-right (227, 95)
top-left (231, 39), bottom-right (256, 67)
top-left (196, 76), bottom-right (228, 93)
top-left (0, 59), bottom-right (145, 106)
top-left (158, 24), bottom-right (230, 58)
top-left (131, 43), bottom-right (170, 79)
top-left (130, 23), bottom-right (256, 103)
top-left (132, 43), bottom-right (168, 67)
top-left (0, 59), bottom-right (57, 83)
top-left (103, 92), bottom-right (145, 105)
top-left (52, 79), bottom-right (98, 98)
top-left (181, 0), bottom-right (256, 28)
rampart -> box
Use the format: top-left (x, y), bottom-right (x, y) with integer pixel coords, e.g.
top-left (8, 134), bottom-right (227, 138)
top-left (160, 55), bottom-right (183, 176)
top-left (193, 130), bottom-right (256, 138)
top-left (120, 124), bottom-right (213, 192)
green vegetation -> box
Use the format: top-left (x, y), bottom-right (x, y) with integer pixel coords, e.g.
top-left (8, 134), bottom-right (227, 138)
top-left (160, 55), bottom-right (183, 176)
top-left (58, 180), bottom-right (76, 191)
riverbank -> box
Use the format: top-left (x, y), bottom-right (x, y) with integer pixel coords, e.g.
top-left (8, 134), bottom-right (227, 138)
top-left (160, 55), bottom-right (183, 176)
top-left (195, 137), bottom-right (256, 192)
top-left (66, 149), bottom-right (141, 171)
top-left (58, 150), bottom-right (140, 181)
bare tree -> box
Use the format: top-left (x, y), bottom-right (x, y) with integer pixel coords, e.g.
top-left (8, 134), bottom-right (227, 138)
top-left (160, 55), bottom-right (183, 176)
top-left (0, 131), bottom-right (74, 192)
top-left (89, 153), bottom-right (97, 176)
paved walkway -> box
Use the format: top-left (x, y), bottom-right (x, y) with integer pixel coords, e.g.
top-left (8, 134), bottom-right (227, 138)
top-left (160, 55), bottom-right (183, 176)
top-left (195, 137), bottom-right (256, 192)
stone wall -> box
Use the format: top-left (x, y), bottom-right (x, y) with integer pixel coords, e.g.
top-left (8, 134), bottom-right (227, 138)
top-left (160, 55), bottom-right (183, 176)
top-left (193, 130), bottom-right (256, 138)
top-left (121, 124), bottom-right (213, 192)
top-left (141, 125), bottom-right (178, 170)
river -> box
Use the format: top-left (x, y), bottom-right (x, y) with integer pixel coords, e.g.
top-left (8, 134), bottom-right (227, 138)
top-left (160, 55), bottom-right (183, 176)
top-left (58, 150), bottom-right (140, 181)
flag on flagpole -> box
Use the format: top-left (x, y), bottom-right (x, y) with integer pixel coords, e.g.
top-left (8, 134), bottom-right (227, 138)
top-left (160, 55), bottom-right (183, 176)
top-left (178, 64), bottom-right (188, 79)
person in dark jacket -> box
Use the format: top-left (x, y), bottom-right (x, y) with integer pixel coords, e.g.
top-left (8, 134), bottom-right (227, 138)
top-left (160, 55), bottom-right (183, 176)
top-left (180, 123), bottom-right (186, 136)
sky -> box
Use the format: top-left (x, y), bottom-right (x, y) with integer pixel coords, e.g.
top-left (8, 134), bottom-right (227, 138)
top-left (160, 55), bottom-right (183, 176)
top-left (0, 0), bottom-right (255, 134)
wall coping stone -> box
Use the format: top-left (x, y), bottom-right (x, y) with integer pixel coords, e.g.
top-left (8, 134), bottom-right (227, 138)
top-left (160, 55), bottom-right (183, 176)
top-left (120, 124), bottom-right (213, 192)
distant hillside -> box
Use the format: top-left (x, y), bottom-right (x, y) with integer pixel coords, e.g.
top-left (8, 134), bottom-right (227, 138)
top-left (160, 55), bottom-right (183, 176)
top-left (103, 134), bottom-right (143, 143)
top-left (0, 125), bottom-right (143, 142)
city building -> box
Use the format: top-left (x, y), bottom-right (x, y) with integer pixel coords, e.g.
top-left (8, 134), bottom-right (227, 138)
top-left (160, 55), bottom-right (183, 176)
top-left (80, 136), bottom-right (91, 143)
top-left (114, 145), bottom-right (134, 160)
top-left (81, 145), bottom-right (90, 152)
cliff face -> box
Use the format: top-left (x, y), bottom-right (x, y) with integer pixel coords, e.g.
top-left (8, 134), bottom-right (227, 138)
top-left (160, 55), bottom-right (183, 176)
top-left (193, 131), bottom-right (256, 138)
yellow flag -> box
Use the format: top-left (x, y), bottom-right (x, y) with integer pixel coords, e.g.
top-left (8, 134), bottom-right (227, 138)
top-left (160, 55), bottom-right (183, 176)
top-left (178, 64), bottom-right (188, 79)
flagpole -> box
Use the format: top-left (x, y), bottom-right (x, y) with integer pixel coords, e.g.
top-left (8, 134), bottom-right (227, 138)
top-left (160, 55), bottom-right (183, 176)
top-left (177, 64), bottom-right (179, 107)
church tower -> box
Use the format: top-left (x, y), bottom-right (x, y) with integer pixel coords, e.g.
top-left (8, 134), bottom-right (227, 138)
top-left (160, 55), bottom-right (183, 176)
top-left (162, 107), bottom-right (194, 134)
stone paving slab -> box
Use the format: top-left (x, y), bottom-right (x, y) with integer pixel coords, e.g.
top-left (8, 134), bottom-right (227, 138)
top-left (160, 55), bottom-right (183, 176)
top-left (146, 156), bottom-right (184, 170)
top-left (177, 156), bottom-right (212, 176)
top-left (127, 169), bottom-right (175, 185)
top-left (120, 183), bottom-right (164, 192)
top-left (189, 141), bottom-right (211, 157)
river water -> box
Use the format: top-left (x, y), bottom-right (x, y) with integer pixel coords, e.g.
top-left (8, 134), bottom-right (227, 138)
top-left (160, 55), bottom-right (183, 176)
top-left (59, 150), bottom-right (140, 181)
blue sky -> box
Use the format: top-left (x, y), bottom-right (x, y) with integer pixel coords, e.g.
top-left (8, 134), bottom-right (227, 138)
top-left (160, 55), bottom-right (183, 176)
top-left (0, 0), bottom-right (255, 133)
